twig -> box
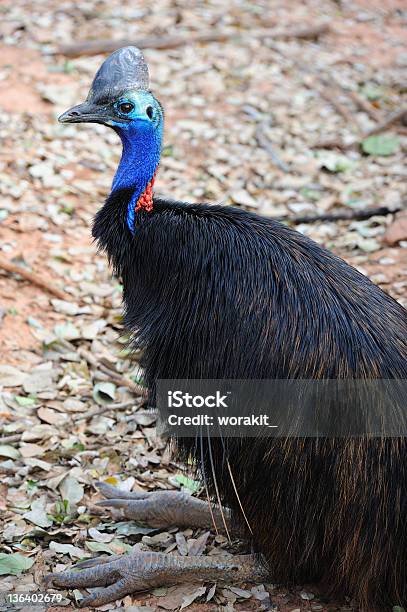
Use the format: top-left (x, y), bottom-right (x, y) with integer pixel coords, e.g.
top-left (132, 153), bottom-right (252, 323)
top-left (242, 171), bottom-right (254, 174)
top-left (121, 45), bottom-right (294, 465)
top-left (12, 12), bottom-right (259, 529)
top-left (242, 106), bottom-right (289, 172)
top-left (73, 399), bottom-right (138, 422)
top-left (56, 32), bottom-right (234, 57)
top-left (310, 138), bottom-right (356, 150)
top-left (55, 23), bottom-right (330, 58)
top-left (276, 205), bottom-right (401, 225)
top-left (97, 364), bottom-right (140, 393)
top-left (364, 108), bottom-right (407, 137)
top-left (326, 72), bottom-right (381, 123)
top-left (0, 434), bottom-right (22, 444)
top-left (318, 86), bottom-right (359, 128)
top-left (78, 347), bottom-right (145, 395)
top-left (255, 124), bottom-right (289, 172)
top-left (272, 23), bottom-right (330, 41)
top-left (99, 364), bottom-right (145, 395)
top-left (346, 90), bottom-right (381, 122)
top-left (0, 254), bottom-right (68, 301)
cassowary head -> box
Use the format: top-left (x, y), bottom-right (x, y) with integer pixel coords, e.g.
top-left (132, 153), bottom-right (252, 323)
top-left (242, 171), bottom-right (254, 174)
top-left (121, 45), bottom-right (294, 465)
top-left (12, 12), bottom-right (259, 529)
top-left (59, 47), bottom-right (164, 231)
top-left (59, 46), bottom-right (163, 136)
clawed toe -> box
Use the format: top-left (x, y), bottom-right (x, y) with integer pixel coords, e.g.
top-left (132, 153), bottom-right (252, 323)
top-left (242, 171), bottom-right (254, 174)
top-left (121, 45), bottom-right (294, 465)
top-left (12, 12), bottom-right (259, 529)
top-left (95, 481), bottom-right (148, 500)
top-left (47, 551), bottom-right (267, 607)
top-left (94, 483), bottom-right (223, 530)
top-left (45, 554), bottom-right (140, 608)
top-left (78, 578), bottom-right (131, 608)
top-left (46, 562), bottom-right (120, 589)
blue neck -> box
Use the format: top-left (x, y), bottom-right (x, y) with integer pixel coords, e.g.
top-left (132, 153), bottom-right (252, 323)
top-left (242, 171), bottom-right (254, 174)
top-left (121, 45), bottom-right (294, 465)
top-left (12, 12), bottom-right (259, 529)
top-left (112, 125), bottom-right (162, 232)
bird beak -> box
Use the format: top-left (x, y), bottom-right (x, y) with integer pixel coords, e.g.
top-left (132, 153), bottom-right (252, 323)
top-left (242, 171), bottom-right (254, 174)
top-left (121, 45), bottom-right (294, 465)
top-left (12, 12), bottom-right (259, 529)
top-left (58, 101), bottom-right (112, 125)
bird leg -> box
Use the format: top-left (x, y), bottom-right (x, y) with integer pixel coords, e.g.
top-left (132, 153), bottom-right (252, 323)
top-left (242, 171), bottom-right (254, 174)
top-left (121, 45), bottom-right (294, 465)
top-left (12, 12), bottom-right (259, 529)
top-left (45, 483), bottom-right (267, 607)
top-left (93, 481), bottom-right (231, 533)
top-left (46, 551), bottom-right (267, 608)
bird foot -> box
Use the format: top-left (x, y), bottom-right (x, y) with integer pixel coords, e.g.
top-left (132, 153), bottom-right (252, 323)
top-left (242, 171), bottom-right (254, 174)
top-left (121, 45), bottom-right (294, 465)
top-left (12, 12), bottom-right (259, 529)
top-left (45, 551), bottom-right (267, 608)
top-left (94, 481), bottom-right (231, 531)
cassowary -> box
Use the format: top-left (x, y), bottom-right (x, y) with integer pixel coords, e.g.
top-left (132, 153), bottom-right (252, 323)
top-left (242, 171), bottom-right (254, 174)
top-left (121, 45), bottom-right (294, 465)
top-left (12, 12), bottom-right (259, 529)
top-left (49, 47), bottom-right (407, 610)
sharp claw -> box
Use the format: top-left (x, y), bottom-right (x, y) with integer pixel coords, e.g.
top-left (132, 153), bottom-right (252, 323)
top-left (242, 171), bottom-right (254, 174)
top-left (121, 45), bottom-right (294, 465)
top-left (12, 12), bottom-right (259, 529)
top-left (47, 564), bottom-right (120, 589)
top-left (95, 481), bottom-right (123, 498)
top-left (79, 579), bottom-right (130, 608)
top-left (96, 481), bottom-right (148, 500)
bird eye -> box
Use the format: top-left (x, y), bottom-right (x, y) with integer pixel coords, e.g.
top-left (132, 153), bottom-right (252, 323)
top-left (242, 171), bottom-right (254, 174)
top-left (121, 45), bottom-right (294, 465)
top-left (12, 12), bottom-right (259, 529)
top-left (118, 102), bottom-right (134, 114)
top-left (146, 106), bottom-right (154, 120)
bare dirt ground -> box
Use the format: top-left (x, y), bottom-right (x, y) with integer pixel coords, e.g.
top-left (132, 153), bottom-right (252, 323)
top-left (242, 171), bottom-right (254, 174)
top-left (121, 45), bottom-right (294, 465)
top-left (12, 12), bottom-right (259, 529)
top-left (0, 0), bottom-right (406, 610)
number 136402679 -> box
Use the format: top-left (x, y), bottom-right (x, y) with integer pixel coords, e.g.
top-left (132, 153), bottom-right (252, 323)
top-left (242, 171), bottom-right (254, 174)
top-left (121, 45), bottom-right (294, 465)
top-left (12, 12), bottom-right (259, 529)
top-left (1, 592), bottom-right (64, 606)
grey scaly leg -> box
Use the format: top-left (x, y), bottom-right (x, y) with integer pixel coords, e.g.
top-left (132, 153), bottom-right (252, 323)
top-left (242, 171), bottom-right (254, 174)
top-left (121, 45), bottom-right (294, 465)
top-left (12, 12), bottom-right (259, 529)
top-left (93, 481), bottom-right (231, 532)
top-left (46, 551), bottom-right (267, 608)
top-left (45, 483), bottom-right (267, 607)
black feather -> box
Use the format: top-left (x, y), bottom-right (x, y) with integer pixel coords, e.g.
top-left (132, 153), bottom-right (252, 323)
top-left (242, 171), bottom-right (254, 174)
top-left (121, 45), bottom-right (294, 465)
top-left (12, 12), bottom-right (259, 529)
top-left (93, 189), bottom-right (407, 609)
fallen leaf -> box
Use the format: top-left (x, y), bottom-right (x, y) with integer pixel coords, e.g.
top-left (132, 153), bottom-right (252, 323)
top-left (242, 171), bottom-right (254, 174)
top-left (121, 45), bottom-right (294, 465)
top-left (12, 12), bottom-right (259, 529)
top-left (81, 319), bottom-right (107, 339)
top-left (362, 134), bottom-right (399, 156)
top-left (113, 521), bottom-right (156, 536)
top-left (317, 152), bottom-right (354, 173)
top-left (23, 497), bottom-right (53, 528)
top-left (102, 476), bottom-right (119, 486)
top-left (23, 369), bottom-right (56, 394)
top-left (0, 445), bottom-right (21, 460)
top-left (54, 322), bottom-right (81, 341)
top-left (88, 528), bottom-right (116, 543)
top-left (251, 584), bottom-right (270, 601)
top-left (92, 382), bottom-right (116, 405)
top-left (188, 531), bottom-right (210, 556)
top-left (15, 396), bottom-right (37, 407)
top-left (49, 541), bottom-right (89, 559)
top-left (175, 532), bottom-right (188, 556)
top-left (180, 585), bottom-right (206, 609)
top-left (206, 583), bottom-right (216, 602)
top-left (37, 407), bottom-right (68, 425)
top-left (0, 553), bottom-right (34, 576)
top-left (0, 365), bottom-right (27, 387)
top-left (51, 299), bottom-right (80, 316)
top-left (59, 475), bottom-right (84, 505)
top-left (175, 475), bottom-right (200, 493)
top-left (228, 586), bottom-right (252, 599)
top-left (300, 590), bottom-right (315, 600)
top-left (20, 444), bottom-right (46, 458)
top-left (85, 539), bottom-right (132, 554)
top-left (22, 425), bottom-right (58, 442)
top-left (155, 584), bottom-right (204, 610)
top-left (23, 457), bottom-right (53, 471)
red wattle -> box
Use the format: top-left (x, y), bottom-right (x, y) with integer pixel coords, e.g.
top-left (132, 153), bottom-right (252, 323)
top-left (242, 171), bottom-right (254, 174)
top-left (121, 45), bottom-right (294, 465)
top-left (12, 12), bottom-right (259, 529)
top-left (135, 171), bottom-right (157, 213)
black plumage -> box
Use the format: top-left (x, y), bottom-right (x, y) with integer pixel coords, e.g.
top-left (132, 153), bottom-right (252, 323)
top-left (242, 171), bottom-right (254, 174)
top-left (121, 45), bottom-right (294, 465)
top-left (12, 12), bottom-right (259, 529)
top-left (93, 186), bottom-right (407, 610)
